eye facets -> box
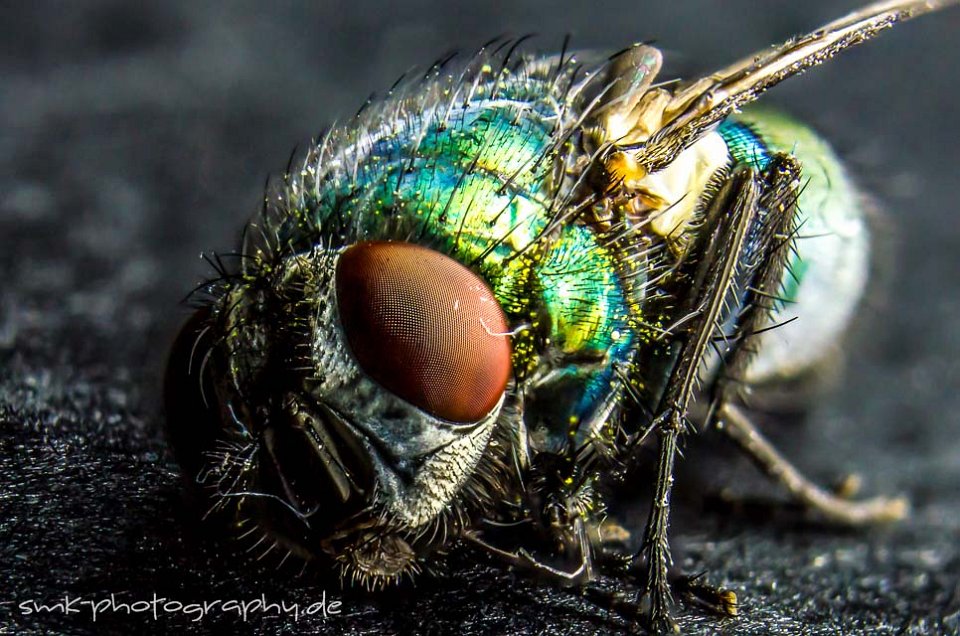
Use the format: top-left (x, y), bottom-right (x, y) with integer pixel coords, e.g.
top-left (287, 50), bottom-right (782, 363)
top-left (335, 241), bottom-right (512, 423)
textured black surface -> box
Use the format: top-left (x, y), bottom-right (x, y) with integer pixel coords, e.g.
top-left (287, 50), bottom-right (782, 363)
top-left (2, 2), bottom-right (960, 634)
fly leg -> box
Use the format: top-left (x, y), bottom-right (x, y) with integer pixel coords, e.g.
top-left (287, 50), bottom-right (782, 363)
top-left (638, 167), bottom-right (764, 633)
top-left (708, 153), bottom-right (907, 525)
top-left (714, 403), bottom-right (907, 523)
top-left (463, 516), bottom-right (595, 585)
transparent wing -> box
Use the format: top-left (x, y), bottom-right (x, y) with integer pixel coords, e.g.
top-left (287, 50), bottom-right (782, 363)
top-left (630, 0), bottom-right (958, 172)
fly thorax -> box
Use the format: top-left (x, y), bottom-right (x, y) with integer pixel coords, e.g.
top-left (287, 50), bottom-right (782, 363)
top-left (516, 224), bottom-right (640, 451)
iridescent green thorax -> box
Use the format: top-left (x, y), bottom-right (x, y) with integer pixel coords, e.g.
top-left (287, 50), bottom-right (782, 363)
top-left (274, 65), bottom-right (641, 433)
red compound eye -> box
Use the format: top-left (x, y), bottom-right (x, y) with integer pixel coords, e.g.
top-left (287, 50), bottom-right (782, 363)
top-left (335, 241), bottom-right (512, 423)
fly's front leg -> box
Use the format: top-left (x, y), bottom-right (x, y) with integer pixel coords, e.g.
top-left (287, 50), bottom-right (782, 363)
top-left (640, 168), bottom-right (764, 633)
top-left (709, 153), bottom-right (907, 525)
top-left (463, 516), bottom-right (595, 586)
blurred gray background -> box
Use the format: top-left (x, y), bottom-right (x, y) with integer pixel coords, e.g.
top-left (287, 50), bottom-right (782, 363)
top-left (1, 1), bottom-right (959, 634)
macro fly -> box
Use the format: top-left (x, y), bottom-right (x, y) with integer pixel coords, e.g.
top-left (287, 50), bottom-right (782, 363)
top-left (165, 1), bottom-right (958, 632)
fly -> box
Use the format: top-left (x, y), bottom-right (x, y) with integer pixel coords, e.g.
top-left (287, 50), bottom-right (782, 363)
top-left (164, 1), bottom-right (958, 632)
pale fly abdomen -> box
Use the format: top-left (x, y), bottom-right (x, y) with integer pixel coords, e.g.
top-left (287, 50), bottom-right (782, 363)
top-left (718, 108), bottom-right (870, 385)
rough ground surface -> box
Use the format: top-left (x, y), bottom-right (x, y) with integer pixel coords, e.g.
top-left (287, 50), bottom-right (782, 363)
top-left (2, 2), bottom-right (959, 634)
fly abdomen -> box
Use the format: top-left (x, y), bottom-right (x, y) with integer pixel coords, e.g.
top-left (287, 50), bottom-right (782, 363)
top-left (717, 108), bottom-right (871, 385)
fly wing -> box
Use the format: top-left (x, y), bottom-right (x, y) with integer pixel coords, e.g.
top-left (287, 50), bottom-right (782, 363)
top-left (631, 0), bottom-right (958, 173)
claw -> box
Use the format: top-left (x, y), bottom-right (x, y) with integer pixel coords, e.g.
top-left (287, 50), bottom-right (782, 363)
top-left (674, 573), bottom-right (739, 618)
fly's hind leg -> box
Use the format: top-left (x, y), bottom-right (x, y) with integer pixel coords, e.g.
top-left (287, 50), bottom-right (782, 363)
top-left (635, 167), bottom-right (765, 633)
top-left (715, 403), bottom-right (907, 524)
top-left (709, 153), bottom-right (907, 526)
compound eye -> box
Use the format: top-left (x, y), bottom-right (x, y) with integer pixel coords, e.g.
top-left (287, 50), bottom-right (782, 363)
top-left (335, 241), bottom-right (512, 423)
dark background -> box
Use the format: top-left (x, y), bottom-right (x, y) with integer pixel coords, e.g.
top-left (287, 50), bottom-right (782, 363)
top-left (2, 1), bottom-right (959, 634)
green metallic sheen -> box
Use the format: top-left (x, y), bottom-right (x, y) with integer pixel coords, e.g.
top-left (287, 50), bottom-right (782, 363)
top-left (273, 66), bottom-right (639, 433)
